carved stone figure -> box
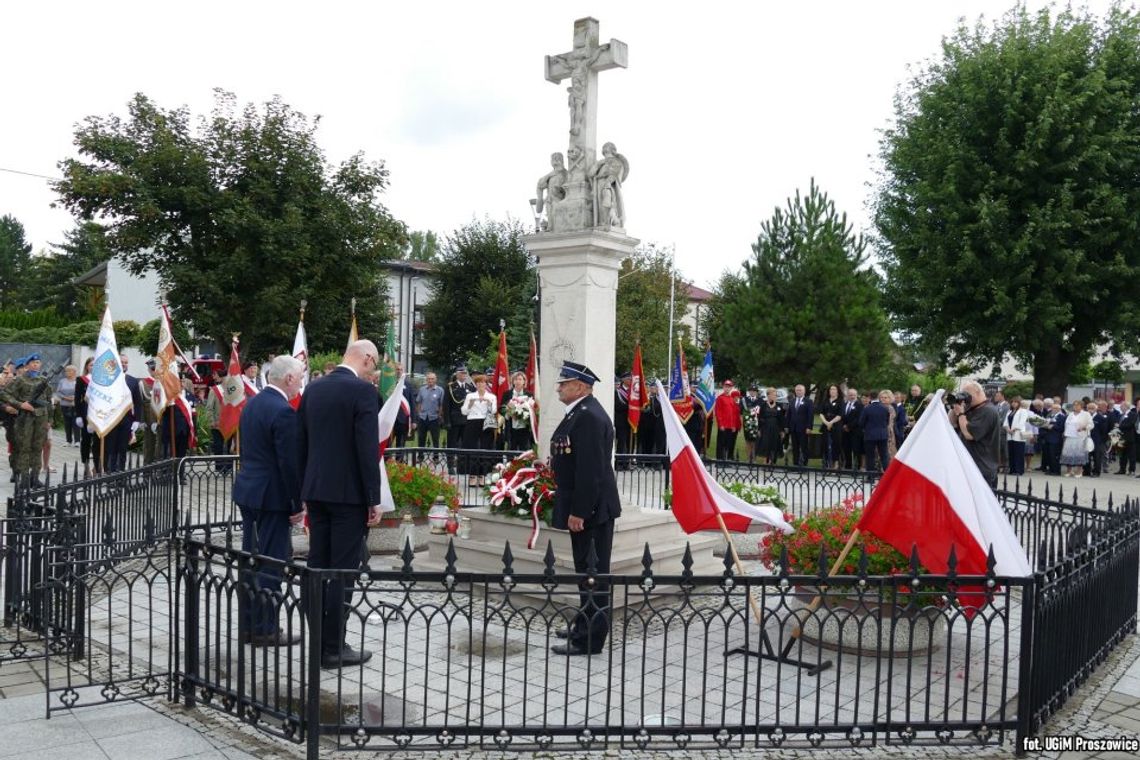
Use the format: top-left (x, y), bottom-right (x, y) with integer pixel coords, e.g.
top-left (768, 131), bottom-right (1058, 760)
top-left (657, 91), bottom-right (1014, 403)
top-left (535, 153), bottom-right (568, 230)
top-left (588, 142), bottom-right (629, 228)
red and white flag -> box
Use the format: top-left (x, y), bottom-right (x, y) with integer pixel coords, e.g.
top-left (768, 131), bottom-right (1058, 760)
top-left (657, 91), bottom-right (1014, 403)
top-left (290, 318), bottom-right (308, 410)
top-left (376, 374), bottom-right (407, 513)
top-left (857, 389), bottom-right (1031, 578)
top-left (657, 384), bottom-right (793, 534)
top-left (217, 337), bottom-right (246, 441)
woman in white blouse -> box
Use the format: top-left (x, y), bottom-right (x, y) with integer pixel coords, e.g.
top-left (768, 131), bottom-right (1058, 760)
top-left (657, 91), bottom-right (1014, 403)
top-left (1060, 400), bottom-right (1093, 478)
top-left (460, 374), bottom-right (497, 483)
top-left (1005, 396), bottom-right (1030, 476)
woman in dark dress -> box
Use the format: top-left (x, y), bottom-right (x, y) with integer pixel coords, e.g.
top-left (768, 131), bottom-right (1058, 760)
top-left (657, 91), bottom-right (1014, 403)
top-left (819, 384), bottom-right (844, 469)
top-left (758, 387), bottom-right (785, 464)
top-left (500, 371), bottom-right (535, 451)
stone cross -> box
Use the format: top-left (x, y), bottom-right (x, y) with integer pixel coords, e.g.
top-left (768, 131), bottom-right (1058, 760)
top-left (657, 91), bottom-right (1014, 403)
top-left (544, 17), bottom-right (627, 181)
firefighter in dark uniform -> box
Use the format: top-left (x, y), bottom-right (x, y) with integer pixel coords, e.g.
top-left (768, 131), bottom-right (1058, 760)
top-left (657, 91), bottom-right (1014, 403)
top-left (443, 365), bottom-right (475, 448)
top-left (549, 361), bottom-right (621, 656)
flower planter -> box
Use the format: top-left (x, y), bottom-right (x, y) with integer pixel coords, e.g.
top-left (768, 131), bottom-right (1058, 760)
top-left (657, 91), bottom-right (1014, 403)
top-left (368, 514), bottom-right (430, 554)
top-left (791, 589), bottom-right (946, 658)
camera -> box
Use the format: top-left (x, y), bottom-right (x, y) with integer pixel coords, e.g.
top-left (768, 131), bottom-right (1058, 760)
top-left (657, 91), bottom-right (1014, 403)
top-left (946, 391), bottom-right (971, 410)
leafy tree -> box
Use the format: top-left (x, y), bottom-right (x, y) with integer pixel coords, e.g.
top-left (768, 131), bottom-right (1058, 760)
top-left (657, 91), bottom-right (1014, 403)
top-left (53, 90), bottom-right (406, 360)
top-left (615, 244), bottom-right (691, 379)
top-left (128, 317), bottom-right (193, 354)
top-left (701, 270), bottom-right (744, 383)
top-left (23, 222), bottom-right (111, 319)
top-left (402, 230), bottom-right (440, 262)
top-left (1092, 358), bottom-right (1125, 385)
top-left (420, 219), bottom-right (535, 374)
top-left (875, 5), bottom-right (1140, 398)
top-left (0, 215), bottom-right (33, 311)
top-left (713, 180), bottom-right (893, 389)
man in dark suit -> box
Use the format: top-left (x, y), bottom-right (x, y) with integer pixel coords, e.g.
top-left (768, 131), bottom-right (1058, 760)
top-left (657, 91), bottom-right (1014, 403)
top-left (105, 353), bottom-right (144, 472)
top-left (1044, 402), bottom-right (1067, 476)
top-left (549, 361), bottom-right (622, 656)
top-left (298, 340), bottom-right (383, 668)
top-left (786, 384), bottom-right (813, 466)
top-left (443, 365), bottom-right (475, 448)
top-left (1119, 398), bottom-right (1139, 475)
top-left (860, 390), bottom-right (892, 473)
top-left (232, 355), bottom-right (305, 646)
top-left (842, 387), bottom-right (863, 469)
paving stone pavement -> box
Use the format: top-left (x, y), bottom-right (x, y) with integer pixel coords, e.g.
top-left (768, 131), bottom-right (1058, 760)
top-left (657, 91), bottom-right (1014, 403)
top-left (1, 444), bottom-right (1138, 758)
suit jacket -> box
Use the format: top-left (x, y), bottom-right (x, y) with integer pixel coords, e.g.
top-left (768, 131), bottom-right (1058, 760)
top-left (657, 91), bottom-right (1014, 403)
top-left (233, 388), bottom-right (302, 513)
top-left (298, 366), bottom-right (382, 506)
top-left (124, 374), bottom-right (143, 425)
top-left (842, 399), bottom-right (864, 432)
top-left (893, 403), bottom-right (909, 439)
top-left (550, 395), bottom-right (621, 530)
top-left (860, 401), bottom-right (890, 442)
top-left (1092, 411), bottom-right (1110, 445)
top-left (786, 396), bottom-right (814, 434)
top-left (1045, 411), bottom-right (1067, 444)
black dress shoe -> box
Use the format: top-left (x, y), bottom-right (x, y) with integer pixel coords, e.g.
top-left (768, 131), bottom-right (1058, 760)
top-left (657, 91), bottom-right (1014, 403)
top-left (554, 628), bottom-right (570, 639)
top-left (321, 645), bottom-right (373, 669)
top-left (551, 643), bottom-right (598, 656)
top-left (249, 631), bottom-right (302, 647)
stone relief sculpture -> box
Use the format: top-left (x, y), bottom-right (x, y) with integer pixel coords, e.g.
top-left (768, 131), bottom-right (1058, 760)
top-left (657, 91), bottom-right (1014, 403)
top-left (535, 153), bottom-right (568, 231)
top-left (588, 142), bottom-right (629, 228)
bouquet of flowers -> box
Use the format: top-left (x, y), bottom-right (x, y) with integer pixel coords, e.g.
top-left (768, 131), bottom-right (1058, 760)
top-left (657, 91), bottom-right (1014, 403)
top-left (743, 405), bottom-right (761, 439)
top-left (1027, 415), bottom-right (1049, 428)
top-left (505, 394), bottom-right (534, 426)
top-left (484, 450), bottom-right (557, 548)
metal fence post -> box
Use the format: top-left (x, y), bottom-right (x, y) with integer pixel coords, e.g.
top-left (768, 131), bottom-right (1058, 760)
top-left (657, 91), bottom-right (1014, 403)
top-left (1014, 577), bottom-right (1039, 755)
top-left (305, 570), bottom-right (323, 760)
top-left (182, 538), bottom-right (199, 709)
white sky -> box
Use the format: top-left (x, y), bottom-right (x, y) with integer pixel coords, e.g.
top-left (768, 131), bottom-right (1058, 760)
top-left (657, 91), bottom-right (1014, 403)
top-left (0, 0), bottom-right (1115, 289)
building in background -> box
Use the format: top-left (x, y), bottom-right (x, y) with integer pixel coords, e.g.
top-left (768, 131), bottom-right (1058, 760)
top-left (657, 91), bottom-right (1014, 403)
top-left (380, 259), bottom-right (434, 377)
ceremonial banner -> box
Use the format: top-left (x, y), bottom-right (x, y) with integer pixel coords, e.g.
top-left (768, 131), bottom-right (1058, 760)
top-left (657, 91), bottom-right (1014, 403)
top-left (152, 305), bottom-right (182, 414)
top-left (347, 313), bottom-right (358, 350)
top-left (526, 327), bottom-right (539, 441)
top-left (379, 317), bottom-right (398, 399)
top-left (668, 341), bottom-right (693, 423)
top-left (490, 328), bottom-right (509, 404)
top-left (694, 348), bottom-right (715, 414)
top-left (218, 337), bottom-right (245, 440)
top-left (628, 343), bottom-right (645, 433)
top-left (86, 307), bottom-right (133, 438)
top-left (377, 374), bottom-right (407, 513)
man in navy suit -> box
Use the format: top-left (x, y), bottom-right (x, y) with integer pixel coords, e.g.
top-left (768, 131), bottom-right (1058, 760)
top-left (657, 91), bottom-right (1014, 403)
top-left (841, 388), bottom-right (864, 469)
top-left (232, 355), bottom-right (305, 646)
top-left (549, 361), bottom-right (622, 656)
top-left (786, 384), bottom-right (813, 467)
top-left (298, 340), bottom-right (383, 668)
top-left (860, 390), bottom-right (892, 473)
top-left (105, 353), bottom-right (144, 472)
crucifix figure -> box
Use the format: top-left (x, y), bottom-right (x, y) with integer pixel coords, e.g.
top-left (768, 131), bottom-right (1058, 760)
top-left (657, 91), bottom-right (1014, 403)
top-left (545, 18), bottom-right (628, 182)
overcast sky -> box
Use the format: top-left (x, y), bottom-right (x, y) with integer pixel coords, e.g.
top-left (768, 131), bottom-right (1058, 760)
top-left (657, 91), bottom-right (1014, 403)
top-left (0, 0), bottom-right (1116, 289)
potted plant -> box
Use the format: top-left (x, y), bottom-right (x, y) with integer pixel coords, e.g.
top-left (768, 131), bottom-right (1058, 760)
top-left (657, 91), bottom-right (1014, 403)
top-left (368, 460), bottom-right (460, 553)
top-left (759, 493), bottom-right (947, 657)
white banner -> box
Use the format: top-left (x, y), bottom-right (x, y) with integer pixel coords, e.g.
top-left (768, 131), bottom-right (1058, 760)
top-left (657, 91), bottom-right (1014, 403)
top-left (86, 306), bottom-right (133, 438)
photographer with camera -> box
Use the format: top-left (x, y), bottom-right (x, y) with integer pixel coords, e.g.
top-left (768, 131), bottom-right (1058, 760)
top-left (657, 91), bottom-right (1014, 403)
top-left (948, 381), bottom-right (1002, 489)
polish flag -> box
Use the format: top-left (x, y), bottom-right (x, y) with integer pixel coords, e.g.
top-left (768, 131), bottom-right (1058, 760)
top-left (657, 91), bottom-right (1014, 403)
top-left (656, 384), bottom-right (793, 534)
top-left (376, 374), bottom-right (407, 513)
top-left (290, 318), bottom-right (308, 410)
top-left (857, 390), bottom-right (1031, 578)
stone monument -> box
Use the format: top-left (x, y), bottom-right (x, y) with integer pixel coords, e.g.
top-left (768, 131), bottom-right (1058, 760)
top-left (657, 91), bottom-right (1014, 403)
top-left (527, 16), bottom-right (640, 457)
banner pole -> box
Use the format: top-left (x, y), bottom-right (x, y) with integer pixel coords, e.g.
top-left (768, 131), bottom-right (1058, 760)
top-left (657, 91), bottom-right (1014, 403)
top-left (715, 513), bottom-right (765, 628)
top-left (790, 528), bottom-right (862, 637)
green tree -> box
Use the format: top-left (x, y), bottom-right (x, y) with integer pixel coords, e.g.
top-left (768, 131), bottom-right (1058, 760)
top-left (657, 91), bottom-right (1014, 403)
top-left (615, 244), bottom-right (690, 379)
top-left (402, 229), bottom-right (440, 262)
top-left (701, 270), bottom-right (744, 384)
top-left (22, 222), bottom-right (111, 319)
top-left (0, 215), bottom-right (33, 311)
top-left (875, 5), bottom-right (1140, 398)
top-left (420, 219), bottom-right (535, 374)
top-left (714, 180), bottom-right (893, 389)
top-left (53, 90), bottom-right (406, 360)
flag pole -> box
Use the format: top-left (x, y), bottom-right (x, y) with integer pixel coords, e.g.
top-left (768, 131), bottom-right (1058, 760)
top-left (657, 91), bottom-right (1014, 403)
top-left (714, 513), bottom-right (765, 628)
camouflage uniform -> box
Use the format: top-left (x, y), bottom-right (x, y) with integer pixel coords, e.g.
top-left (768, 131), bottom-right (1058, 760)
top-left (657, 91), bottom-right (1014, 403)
top-left (0, 372), bottom-right (51, 485)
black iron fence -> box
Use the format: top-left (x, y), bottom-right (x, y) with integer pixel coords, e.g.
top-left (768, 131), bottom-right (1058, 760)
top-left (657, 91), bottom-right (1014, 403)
top-left (1, 453), bottom-right (1135, 757)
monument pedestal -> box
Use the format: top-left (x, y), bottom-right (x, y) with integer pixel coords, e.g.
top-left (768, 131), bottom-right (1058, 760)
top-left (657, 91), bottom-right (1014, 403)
top-left (525, 228), bottom-right (639, 457)
top-left (419, 508), bottom-right (724, 609)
